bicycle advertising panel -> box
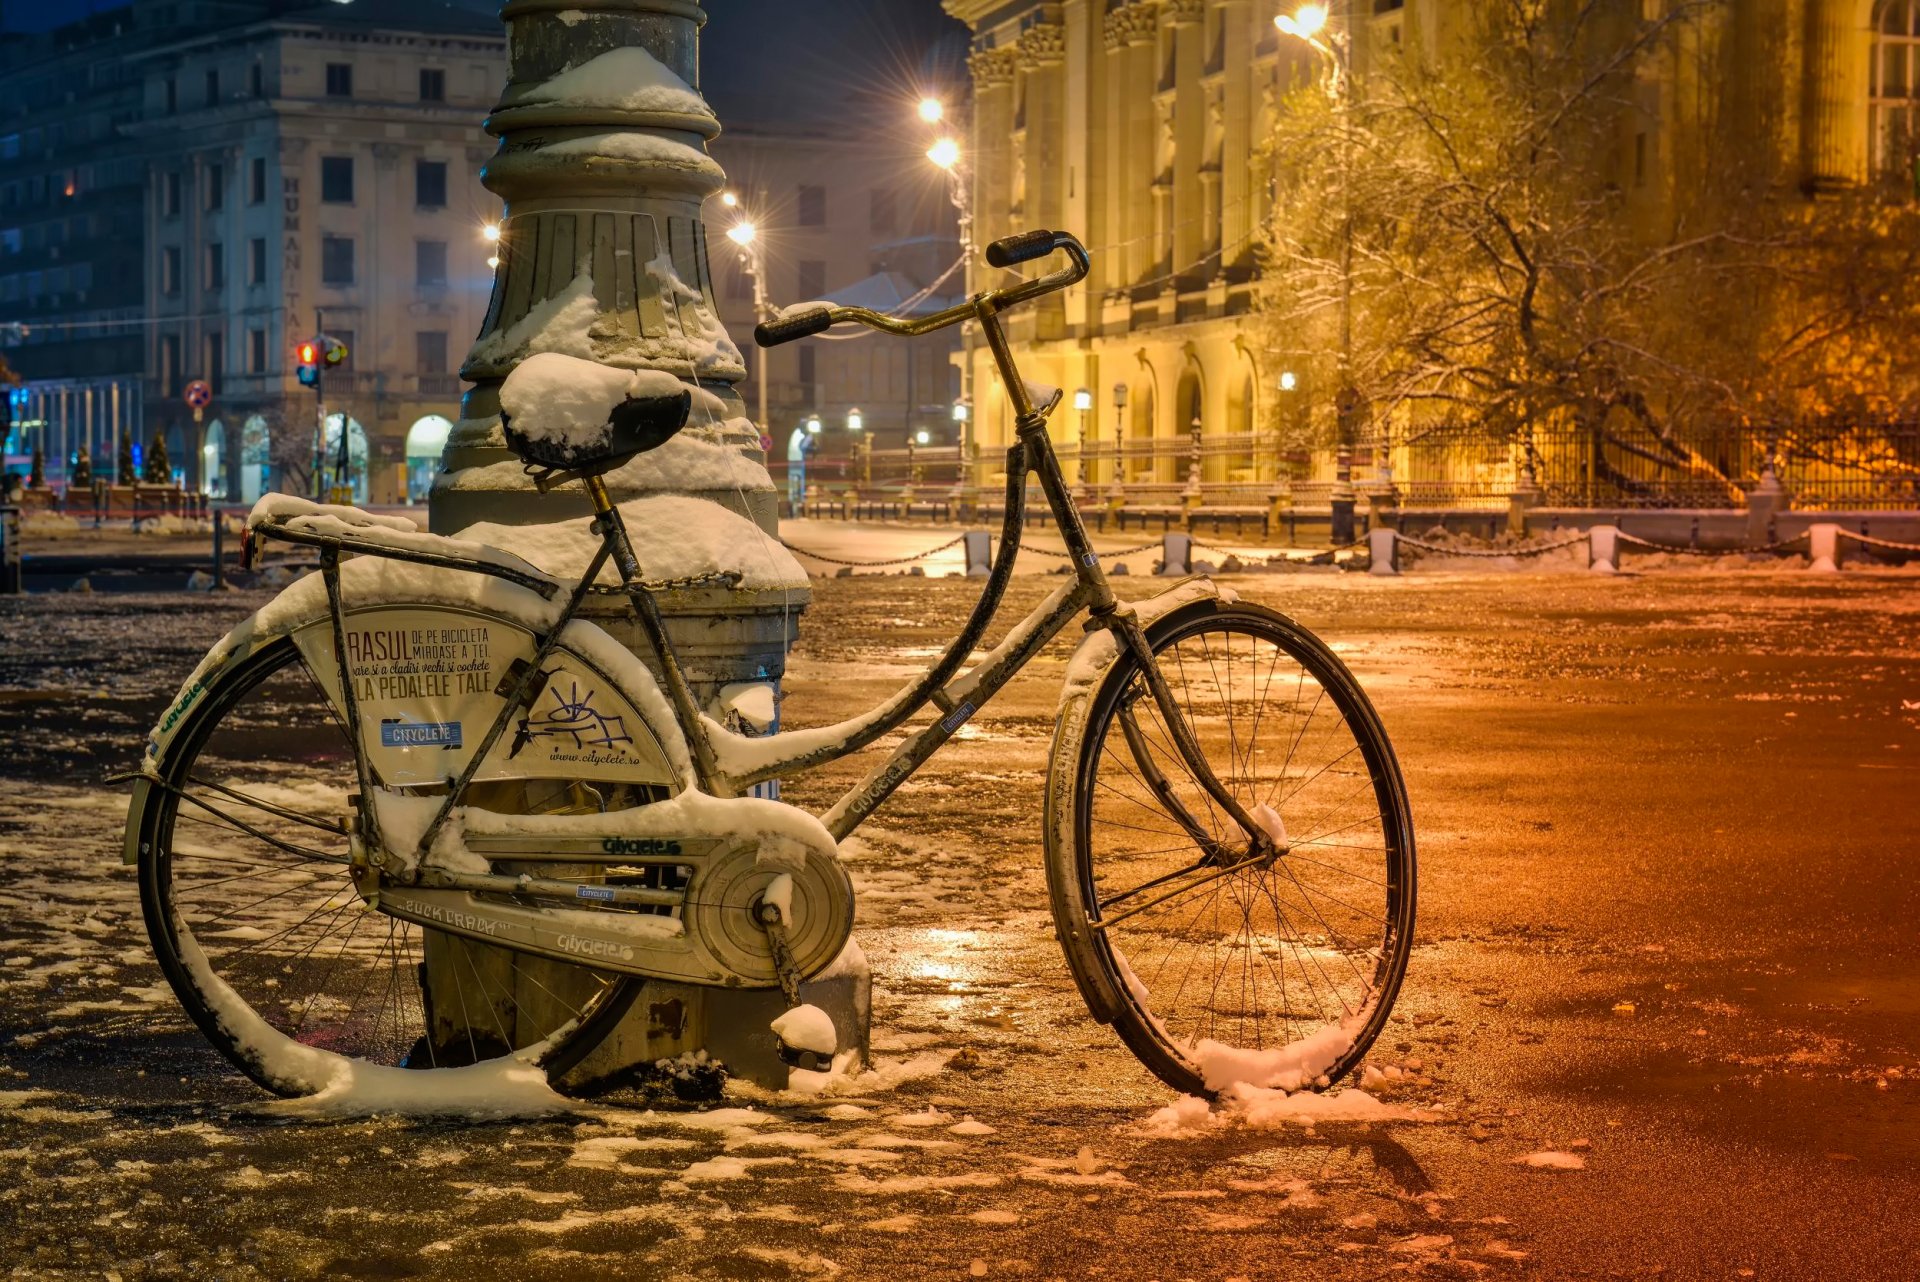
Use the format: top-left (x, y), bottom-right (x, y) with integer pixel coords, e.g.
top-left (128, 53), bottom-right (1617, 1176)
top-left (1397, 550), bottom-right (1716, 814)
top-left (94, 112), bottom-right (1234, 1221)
top-left (291, 606), bottom-right (676, 789)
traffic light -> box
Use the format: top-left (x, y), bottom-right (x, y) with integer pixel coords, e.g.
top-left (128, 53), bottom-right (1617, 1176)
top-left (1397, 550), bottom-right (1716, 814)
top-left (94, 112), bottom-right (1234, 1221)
top-left (296, 341), bottom-right (320, 388)
top-left (323, 337), bottom-right (348, 368)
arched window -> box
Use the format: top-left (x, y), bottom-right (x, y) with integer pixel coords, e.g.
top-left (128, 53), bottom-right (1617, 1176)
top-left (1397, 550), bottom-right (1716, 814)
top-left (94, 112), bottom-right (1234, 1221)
top-left (404, 414), bottom-right (452, 505)
top-left (1871, 0), bottom-right (1920, 180)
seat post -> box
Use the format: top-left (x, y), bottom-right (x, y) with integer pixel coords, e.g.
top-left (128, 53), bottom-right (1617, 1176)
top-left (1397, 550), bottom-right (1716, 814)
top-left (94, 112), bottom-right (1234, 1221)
top-left (584, 473), bottom-right (643, 585)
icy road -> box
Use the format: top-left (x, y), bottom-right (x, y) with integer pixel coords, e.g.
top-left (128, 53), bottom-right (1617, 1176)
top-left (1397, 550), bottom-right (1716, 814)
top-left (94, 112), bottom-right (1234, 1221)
top-left (1, 564), bottom-right (1916, 1280)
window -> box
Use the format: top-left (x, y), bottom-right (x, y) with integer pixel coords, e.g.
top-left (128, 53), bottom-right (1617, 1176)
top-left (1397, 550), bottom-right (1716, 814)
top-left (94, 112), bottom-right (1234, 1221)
top-left (248, 156), bottom-right (266, 205)
top-left (161, 246), bottom-right (182, 295)
top-left (321, 235), bottom-right (355, 286)
top-left (419, 68), bottom-right (446, 102)
top-left (416, 239), bottom-right (448, 287)
top-left (164, 77), bottom-right (176, 113)
top-left (325, 63), bottom-right (352, 97)
top-left (797, 259), bottom-right (826, 299)
top-left (250, 62), bottom-right (264, 98)
top-left (415, 159), bottom-right (447, 208)
top-left (416, 331), bottom-right (448, 373)
top-left (320, 155), bottom-right (353, 204)
top-left (248, 237), bottom-right (266, 285)
top-left (205, 331), bottom-right (223, 392)
top-left (797, 344), bottom-right (816, 391)
top-left (163, 171), bottom-right (181, 217)
top-left (205, 242), bottom-right (224, 291)
top-left (160, 334), bottom-right (181, 396)
top-left (1871, 0), bottom-right (1920, 178)
top-left (205, 68), bottom-right (219, 107)
top-left (797, 184), bottom-right (826, 226)
top-left (205, 162), bottom-right (223, 211)
top-left (249, 328), bottom-right (266, 373)
top-left (869, 187), bottom-right (897, 236)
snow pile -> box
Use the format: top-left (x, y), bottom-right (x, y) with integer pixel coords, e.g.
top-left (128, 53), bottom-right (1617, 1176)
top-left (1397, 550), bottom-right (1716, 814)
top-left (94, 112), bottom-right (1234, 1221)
top-left (1140, 1082), bottom-right (1440, 1136)
top-left (470, 272), bottom-right (599, 364)
top-left (520, 46), bottom-right (713, 119)
top-left (771, 1005), bottom-right (838, 1057)
top-left (457, 494), bottom-right (806, 592)
top-left (1194, 1015), bottom-right (1367, 1093)
top-left (539, 131), bottom-right (721, 177)
top-left (499, 352), bottom-right (688, 451)
top-left (178, 933), bottom-right (573, 1119)
top-left (1511, 1150), bottom-right (1587, 1171)
top-left (247, 494), bottom-right (417, 534)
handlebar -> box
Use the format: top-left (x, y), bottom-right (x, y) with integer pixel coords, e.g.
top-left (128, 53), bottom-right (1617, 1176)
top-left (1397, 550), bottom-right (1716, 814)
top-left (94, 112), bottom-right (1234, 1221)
top-left (753, 230), bottom-right (1090, 348)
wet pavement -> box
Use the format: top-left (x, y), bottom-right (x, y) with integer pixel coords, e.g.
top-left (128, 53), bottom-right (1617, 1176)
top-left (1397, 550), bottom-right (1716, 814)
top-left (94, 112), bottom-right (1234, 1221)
top-left (1, 564), bottom-right (1917, 1280)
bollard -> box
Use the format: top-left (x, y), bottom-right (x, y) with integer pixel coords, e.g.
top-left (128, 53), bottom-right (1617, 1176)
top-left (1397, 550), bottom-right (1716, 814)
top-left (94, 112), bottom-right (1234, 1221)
top-left (1589, 524), bottom-right (1620, 574)
top-left (211, 511), bottom-right (226, 591)
top-left (963, 530), bottom-right (992, 577)
top-left (1808, 522), bottom-right (1841, 573)
top-left (1159, 531), bottom-right (1193, 576)
top-left (1368, 526), bottom-right (1399, 576)
top-left (0, 506), bottom-right (19, 595)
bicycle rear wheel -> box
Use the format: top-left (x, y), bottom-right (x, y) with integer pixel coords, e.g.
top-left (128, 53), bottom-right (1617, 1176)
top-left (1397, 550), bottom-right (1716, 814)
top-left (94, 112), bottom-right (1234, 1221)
top-left (132, 636), bottom-right (639, 1097)
top-left (1049, 600), bottom-right (1415, 1098)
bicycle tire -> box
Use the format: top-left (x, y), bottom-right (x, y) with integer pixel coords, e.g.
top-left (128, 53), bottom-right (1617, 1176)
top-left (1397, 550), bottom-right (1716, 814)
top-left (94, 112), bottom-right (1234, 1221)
top-left (1047, 599), bottom-right (1415, 1098)
top-left (132, 636), bottom-right (641, 1097)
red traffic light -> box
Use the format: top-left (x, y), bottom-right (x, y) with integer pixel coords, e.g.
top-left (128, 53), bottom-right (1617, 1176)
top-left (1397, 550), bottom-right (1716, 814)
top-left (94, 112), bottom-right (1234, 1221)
top-left (296, 341), bottom-right (319, 365)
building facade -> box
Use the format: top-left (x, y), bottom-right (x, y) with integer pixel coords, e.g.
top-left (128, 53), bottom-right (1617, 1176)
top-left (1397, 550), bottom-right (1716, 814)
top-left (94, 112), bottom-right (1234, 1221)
top-left (705, 122), bottom-right (964, 499)
top-left (131, 2), bottom-right (504, 505)
top-left (0, 0), bottom-right (503, 506)
top-left (942, 0), bottom-right (1920, 509)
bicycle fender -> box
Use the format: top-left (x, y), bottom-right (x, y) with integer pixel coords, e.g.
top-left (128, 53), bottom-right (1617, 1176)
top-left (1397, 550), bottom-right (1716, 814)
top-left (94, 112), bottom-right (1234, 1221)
top-left (1044, 578), bottom-right (1237, 1022)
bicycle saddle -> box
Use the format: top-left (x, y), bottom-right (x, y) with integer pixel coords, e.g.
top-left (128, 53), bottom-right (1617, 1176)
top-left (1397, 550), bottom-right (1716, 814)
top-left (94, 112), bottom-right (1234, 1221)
top-left (501, 387), bottom-right (693, 476)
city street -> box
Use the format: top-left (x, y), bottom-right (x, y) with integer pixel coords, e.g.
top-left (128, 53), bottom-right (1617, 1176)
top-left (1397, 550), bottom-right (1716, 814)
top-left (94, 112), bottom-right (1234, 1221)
top-left (2, 563), bottom-right (1916, 1280)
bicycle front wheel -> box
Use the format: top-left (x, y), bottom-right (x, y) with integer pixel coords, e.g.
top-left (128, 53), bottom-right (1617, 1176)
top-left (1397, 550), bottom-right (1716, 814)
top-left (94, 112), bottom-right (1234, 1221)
top-left (132, 636), bottom-right (639, 1098)
top-left (1049, 600), bottom-right (1415, 1098)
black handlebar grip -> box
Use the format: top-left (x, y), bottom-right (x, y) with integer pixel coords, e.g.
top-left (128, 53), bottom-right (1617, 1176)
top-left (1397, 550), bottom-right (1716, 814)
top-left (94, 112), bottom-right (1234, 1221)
top-left (754, 307), bottom-right (835, 348)
top-left (985, 229), bottom-right (1059, 269)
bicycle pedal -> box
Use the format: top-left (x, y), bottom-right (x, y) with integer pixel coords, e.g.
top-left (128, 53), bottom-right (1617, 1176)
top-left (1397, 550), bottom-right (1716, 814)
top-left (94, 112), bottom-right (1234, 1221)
top-left (776, 1042), bottom-right (832, 1072)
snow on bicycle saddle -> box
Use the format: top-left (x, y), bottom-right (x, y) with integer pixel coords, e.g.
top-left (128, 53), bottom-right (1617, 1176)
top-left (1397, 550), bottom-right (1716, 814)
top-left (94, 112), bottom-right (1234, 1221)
top-left (500, 351), bottom-right (692, 474)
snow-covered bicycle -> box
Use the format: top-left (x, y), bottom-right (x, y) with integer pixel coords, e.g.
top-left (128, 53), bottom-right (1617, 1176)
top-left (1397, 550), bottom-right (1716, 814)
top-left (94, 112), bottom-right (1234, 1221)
top-left (124, 230), bottom-right (1415, 1102)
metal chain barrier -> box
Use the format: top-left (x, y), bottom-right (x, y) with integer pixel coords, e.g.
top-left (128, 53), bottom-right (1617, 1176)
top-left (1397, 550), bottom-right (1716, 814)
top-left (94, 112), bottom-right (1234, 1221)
top-left (587, 571), bottom-right (745, 594)
top-left (777, 535), bottom-right (966, 568)
top-left (1194, 538), bottom-right (1364, 561)
top-left (1396, 532), bottom-right (1589, 559)
top-left (1028, 540), bottom-right (1161, 559)
top-left (1836, 529), bottom-right (1920, 553)
top-left (1614, 531), bottom-right (1810, 557)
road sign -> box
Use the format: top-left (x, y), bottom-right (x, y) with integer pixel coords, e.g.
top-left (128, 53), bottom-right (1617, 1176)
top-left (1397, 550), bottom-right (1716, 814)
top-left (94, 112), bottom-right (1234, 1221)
top-left (183, 380), bottom-right (213, 410)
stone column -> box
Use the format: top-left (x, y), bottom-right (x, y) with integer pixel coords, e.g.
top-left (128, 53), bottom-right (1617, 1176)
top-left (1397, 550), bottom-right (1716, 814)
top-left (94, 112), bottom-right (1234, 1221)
top-left (428, 0), bottom-right (857, 1090)
top-left (1019, 23), bottom-right (1068, 337)
top-left (1166, 0), bottom-right (1205, 274)
top-left (1219, 0), bottom-right (1253, 267)
top-left (1801, 0), bottom-right (1868, 191)
top-left (1120, 6), bottom-right (1159, 282)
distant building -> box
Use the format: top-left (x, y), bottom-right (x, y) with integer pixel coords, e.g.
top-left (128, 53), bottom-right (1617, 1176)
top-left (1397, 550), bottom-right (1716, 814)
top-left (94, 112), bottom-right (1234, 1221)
top-left (0, 0), bottom-right (502, 505)
top-left (942, 0), bottom-right (1920, 509)
top-left (707, 121), bottom-right (964, 492)
top-left (130, 1), bottom-right (504, 505)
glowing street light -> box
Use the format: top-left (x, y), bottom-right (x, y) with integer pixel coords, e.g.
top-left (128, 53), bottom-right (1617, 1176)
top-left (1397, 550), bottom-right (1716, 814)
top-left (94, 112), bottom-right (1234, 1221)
top-left (805, 415), bottom-right (822, 435)
top-left (482, 222), bottom-right (501, 243)
top-left (1275, 3), bottom-right (1329, 39)
top-left (927, 137), bottom-right (961, 171)
top-left (720, 190), bottom-right (739, 208)
top-left (486, 254), bottom-right (501, 269)
top-left (726, 220), bottom-right (757, 246)
top-left (915, 428), bottom-right (931, 446)
top-left (846, 407), bottom-right (864, 433)
top-left (918, 96), bottom-right (945, 124)
top-left (1280, 370), bottom-right (1299, 392)
top-left (952, 401), bottom-right (970, 423)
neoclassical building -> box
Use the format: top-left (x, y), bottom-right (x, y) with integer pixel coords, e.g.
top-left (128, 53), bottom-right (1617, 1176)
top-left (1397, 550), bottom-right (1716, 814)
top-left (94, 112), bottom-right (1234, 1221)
top-left (942, 0), bottom-right (1920, 508)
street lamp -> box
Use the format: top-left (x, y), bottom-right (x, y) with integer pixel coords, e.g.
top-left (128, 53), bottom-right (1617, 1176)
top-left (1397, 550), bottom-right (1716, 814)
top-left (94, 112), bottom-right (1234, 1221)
top-left (927, 137), bottom-right (961, 171)
top-left (1109, 383), bottom-right (1129, 502)
top-left (482, 222), bottom-right (501, 242)
top-left (918, 96), bottom-right (945, 124)
top-left (726, 220), bottom-right (756, 247)
top-left (951, 400), bottom-right (969, 424)
top-left (1276, 0), bottom-right (1359, 543)
top-left (915, 428), bottom-right (931, 446)
top-left (846, 407), bottom-right (863, 433)
top-left (725, 212), bottom-right (771, 441)
top-left (1073, 387), bottom-right (1094, 491)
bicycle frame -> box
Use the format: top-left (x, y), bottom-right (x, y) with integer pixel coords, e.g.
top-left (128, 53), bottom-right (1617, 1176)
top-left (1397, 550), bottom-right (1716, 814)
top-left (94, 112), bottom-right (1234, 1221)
top-left (255, 233), bottom-right (1273, 869)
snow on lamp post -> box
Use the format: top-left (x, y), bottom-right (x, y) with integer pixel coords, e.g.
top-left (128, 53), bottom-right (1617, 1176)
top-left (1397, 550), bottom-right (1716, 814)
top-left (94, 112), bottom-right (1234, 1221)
top-left (426, 0), bottom-right (860, 1089)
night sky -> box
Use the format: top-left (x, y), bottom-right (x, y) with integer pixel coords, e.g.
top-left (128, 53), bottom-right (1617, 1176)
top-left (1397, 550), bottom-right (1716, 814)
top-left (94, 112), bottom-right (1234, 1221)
top-left (1, 1), bottom-right (970, 128)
